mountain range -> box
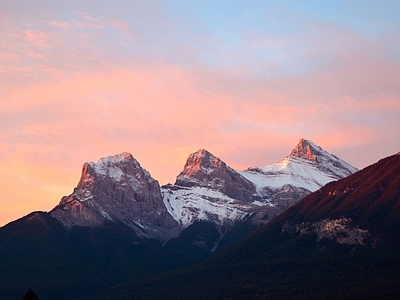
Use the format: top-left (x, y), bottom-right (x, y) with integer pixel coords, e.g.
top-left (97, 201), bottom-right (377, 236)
top-left (83, 151), bottom-right (400, 300)
top-left (0, 139), bottom-right (361, 299)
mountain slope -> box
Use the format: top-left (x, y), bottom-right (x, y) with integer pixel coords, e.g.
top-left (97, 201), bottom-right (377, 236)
top-left (0, 212), bottom-right (118, 300)
top-left (86, 152), bottom-right (400, 300)
top-left (0, 211), bottom-right (194, 300)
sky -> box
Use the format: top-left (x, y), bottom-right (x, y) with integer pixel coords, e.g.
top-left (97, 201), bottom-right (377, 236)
top-left (1, 0), bottom-right (400, 226)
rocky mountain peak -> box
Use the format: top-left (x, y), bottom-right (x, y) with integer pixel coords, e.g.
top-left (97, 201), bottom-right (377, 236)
top-left (75, 152), bottom-right (153, 194)
top-left (51, 153), bottom-right (179, 240)
top-left (286, 139), bottom-right (358, 179)
top-left (174, 149), bottom-right (256, 201)
top-left (290, 139), bottom-right (320, 161)
top-left (180, 149), bottom-right (224, 178)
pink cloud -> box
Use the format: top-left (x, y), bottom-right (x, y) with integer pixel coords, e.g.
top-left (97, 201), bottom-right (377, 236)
top-left (23, 30), bottom-right (54, 48)
top-left (25, 51), bottom-right (44, 59)
top-left (1, 62), bottom-right (399, 226)
top-left (0, 52), bottom-right (19, 60)
top-left (48, 21), bottom-right (71, 29)
top-left (1, 4), bottom-right (400, 227)
top-left (109, 19), bottom-right (129, 30)
top-left (74, 11), bottom-right (104, 29)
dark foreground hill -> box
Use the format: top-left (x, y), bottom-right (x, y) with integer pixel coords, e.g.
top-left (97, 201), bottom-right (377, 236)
top-left (82, 152), bottom-right (400, 300)
top-left (0, 213), bottom-right (195, 300)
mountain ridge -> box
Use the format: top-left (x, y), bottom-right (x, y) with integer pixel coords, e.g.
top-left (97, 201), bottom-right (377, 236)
top-left (0, 138), bottom-right (361, 300)
top-left (48, 138), bottom-right (358, 243)
top-left (83, 151), bottom-right (400, 300)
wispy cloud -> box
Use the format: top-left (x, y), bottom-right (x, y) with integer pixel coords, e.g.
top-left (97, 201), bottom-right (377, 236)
top-left (23, 30), bottom-right (55, 48)
top-left (48, 20), bottom-right (71, 29)
top-left (109, 19), bottom-right (129, 30)
top-left (74, 11), bottom-right (104, 29)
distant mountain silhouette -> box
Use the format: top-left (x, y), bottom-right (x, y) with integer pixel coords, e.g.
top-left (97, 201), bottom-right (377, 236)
top-left (21, 288), bottom-right (39, 300)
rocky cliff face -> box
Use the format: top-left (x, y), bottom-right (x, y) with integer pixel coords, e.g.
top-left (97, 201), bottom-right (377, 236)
top-left (51, 152), bottom-right (179, 240)
top-left (175, 149), bottom-right (257, 202)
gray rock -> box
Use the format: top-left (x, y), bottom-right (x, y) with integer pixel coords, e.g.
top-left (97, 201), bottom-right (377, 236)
top-left (175, 149), bottom-right (257, 202)
top-left (51, 152), bottom-right (179, 241)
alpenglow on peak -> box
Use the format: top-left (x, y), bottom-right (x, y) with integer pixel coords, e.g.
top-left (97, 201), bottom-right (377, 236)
top-left (290, 139), bottom-right (320, 160)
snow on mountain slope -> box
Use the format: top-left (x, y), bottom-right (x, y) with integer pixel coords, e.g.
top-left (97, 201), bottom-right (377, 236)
top-left (164, 139), bottom-right (358, 229)
top-left (162, 185), bottom-right (274, 228)
top-left (239, 156), bottom-right (337, 192)
top-left (238, 139), bottom-right (358, 207)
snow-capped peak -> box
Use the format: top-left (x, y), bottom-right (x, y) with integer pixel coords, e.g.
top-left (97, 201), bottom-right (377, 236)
top-left (90, 152), bottom-right (139, 170)
top-left (86, 152), bottom-right (142, 182)
top-left (238, 139), bottom-right (358, 206)
top-left (51, 152), bottom-right (179, 240)
top-left (289, 139), bottom-right (358, 178)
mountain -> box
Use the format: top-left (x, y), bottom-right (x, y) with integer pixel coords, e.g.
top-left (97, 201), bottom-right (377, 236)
top-left (0, 154), bottom-right (187, 300)
top-left (88, 152), bottom-right (400, 300)
top-left (161, 149), bottom-right (276, 258)
top-left (0, 210), bottom-right (193, 300)
top-left (51, 152), bottom-right (179, 241)
top-left (175, 148), bottom-right (257, 201)
top-left (0, 139), bottom-right (358, 299)
top-left (49, 139), bottom-right (357, 247)
top-left (161, 139), bottom-right (357, 255)
top-left (239, 138), bottom-right (358, 209)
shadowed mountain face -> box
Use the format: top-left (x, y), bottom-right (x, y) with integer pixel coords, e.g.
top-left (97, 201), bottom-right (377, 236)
top-left (84, 152), bottom-right (400, 300)
top-left (0, 211), bottom-right (193, 300)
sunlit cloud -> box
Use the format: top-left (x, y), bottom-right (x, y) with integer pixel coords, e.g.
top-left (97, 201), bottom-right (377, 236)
top-left (23, 30), bottom-right (55, 48)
